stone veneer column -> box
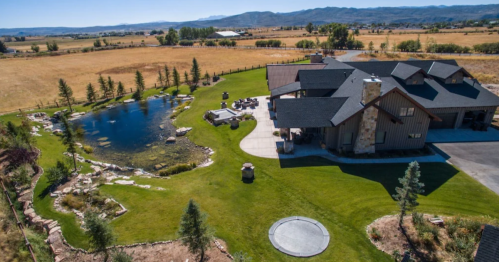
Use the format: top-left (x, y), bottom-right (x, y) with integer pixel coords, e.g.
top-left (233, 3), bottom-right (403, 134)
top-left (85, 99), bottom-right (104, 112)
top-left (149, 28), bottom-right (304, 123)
top-left (353, 76), bottom-right (382, 154)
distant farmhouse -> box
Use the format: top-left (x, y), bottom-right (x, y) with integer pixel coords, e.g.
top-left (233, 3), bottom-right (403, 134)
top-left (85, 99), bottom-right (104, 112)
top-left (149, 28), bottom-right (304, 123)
top-left (267, 53), bottom-right (499, 154)
top-left (207, 31), bottom-right (241, 38)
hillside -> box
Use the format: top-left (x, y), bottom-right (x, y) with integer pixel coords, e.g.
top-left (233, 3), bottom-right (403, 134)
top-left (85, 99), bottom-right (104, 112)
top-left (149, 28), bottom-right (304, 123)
top-left (1, 4), bottom-right (498, 35)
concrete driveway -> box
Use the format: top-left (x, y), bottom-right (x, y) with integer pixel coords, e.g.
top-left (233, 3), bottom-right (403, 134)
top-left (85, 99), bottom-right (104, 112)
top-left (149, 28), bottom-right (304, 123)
top-left (433, 142), bottom-right (499, 195)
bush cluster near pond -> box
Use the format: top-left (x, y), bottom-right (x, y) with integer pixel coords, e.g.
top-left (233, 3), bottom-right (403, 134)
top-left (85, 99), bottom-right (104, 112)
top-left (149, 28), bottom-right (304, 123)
top-left (3, 62), bottom-right (499, 261)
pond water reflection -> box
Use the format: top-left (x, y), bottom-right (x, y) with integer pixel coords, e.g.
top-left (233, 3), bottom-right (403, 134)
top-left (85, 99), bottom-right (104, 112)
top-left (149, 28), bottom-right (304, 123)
top-left (74, 97), bottom-right (206, 172)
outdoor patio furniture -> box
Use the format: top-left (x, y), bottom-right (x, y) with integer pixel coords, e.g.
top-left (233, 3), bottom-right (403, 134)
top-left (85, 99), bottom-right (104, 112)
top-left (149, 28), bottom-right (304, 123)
top-left (234, 101), bottom-right (241, 108)
top-left (246, 97), bottom-right (252, 102)
top-left (242, 103), bottom-right (247, 109)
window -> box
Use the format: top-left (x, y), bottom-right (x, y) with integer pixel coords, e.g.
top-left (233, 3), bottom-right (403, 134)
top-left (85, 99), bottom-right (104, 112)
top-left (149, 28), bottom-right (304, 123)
top-left (343, 132), bottom-right (353, 145)
top-left (408, 133), bottom-right (422, 139)
top-left (399, 107), bottom-right (415, 117)
top-left (412, 79), bottom-right (418, 85)
top-left (375, 131), bottom-right (386, 144)
top-left (451, 78), bottom-right (457, 84)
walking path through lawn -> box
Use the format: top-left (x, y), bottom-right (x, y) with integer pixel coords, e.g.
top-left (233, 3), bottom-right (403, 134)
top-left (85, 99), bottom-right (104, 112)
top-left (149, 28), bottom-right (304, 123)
top-left (239, 96), bottom-right (446, 164)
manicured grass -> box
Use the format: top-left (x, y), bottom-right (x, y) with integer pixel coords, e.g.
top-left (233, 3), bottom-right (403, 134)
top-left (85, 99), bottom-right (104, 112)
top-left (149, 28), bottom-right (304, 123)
top-left (3, 65), bottom-right (499, 261)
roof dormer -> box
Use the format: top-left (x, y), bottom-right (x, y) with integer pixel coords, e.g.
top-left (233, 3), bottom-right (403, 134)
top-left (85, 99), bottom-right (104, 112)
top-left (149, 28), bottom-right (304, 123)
top-left (428, 62), bottom-right (472, 84)
top-left (391, 62), bottom-right (428, 85)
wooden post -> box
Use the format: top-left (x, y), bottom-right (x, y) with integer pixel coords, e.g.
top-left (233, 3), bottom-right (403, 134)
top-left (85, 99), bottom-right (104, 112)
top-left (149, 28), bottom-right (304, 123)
top-left (55, 101), bottom-right (59, 108)
top-left (130, 88), bottom-right (133, 93)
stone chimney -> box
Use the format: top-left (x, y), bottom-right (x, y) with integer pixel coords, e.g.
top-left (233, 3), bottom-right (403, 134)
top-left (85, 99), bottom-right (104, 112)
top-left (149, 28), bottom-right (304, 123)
top-left (310, 52), bottom-right (323, 63)
top-left (353, 75), bottom-right (382, 154)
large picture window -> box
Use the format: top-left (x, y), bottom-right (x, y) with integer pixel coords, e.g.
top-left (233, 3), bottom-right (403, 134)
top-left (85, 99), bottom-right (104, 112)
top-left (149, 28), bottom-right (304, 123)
top-left (343, 132), bottom-right (353, 145)
top-left (375, 131), bottom-right (386, 144)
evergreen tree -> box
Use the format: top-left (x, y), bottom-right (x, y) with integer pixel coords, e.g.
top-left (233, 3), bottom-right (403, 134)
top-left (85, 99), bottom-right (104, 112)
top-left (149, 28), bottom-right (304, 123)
top-left (46, 160), bottom-right (71, 186)
top-left (204, 71), bottom-right (210, 82)
top-left (190, 57), bottom-right (201, 87)
top-left (107, 76), bottom-right (115, 98)
top-left (60, 115), bottom-right (78, 171)
top-left (157, 70), bottom-right (164, 88)
top-left (84, 212), bottom-right (116, 262)
top-left (98, 75), bottom-right (109, 99)
top-left (393, 161), bottom-right (425, 225)
top-left (116, 81), bottom-right (125, 97)
top-left (178, 199), bottom-right (212, 262)
top-left (135, 70), bottom-right (145, 91)
top-left (164, 65), bottom-right (171, 88)
top-left (58, 79), bottom-right (74, 112)
top-left (173, 67), bottom-right (180, 93)
top-left (184, 71), bottom-right (189, 86)
top-left (0, 40), bottom-right (6, 53)
top-left (86, 83), bottom-right (97, 103)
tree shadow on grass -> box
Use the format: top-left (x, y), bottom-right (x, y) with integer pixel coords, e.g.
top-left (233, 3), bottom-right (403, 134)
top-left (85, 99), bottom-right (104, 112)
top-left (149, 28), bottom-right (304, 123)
top-left (279, 156), bottom-right (459, 196)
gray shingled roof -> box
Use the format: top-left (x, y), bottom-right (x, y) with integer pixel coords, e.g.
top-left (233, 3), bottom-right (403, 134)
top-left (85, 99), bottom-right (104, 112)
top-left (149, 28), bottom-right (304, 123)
top-left (323, 57), bottom-right (355, 69)
top-left (298, 69), bottom-right (355, 90)
top-left (428, 61), bottom-right (463, 79)
top-left (381, 76), bottom-right (499, 108)
top-left (344, 60), bottom-right (458, 77)
top-left (270, 82), bottom-right (301, 97)
top-left (391, 62), bottom-right (425, 80)
top-left (475, 225), bottom-right (499, 262)
top-left (275, 97), bottom-right (348, 128)
top-left (266, 64), bottom-right (326, 90)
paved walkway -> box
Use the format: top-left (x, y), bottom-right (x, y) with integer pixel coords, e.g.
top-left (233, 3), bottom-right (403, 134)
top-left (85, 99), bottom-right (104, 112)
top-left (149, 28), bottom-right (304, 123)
top-left (426, 128), bottom-right (499, 143)
top-left (239, 96), bottom-right (446, 164)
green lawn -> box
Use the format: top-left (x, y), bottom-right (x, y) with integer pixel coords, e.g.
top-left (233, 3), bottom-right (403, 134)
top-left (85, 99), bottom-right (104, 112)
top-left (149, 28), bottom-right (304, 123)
top-left (3, 66), bottom-right (499, 261)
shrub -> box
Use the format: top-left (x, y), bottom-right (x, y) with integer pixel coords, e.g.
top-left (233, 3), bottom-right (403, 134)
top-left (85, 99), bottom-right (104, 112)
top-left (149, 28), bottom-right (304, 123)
top-left (370, 227), bottom-right (382, 241)
top-left (202, 81), bottom-right (209, 86)
top-left (62, 194), bottom-right (84, 210)
top-left (205, 40), bottom-right (216, 46)
top-left (412, 212), bottom-right (425, 226)
top-left (273, 131), bottom-right (279, 136)
top-left (83, 145), bottom-right (94, 154)
top-left (159, 163), bottom-right (194, 176)
top-left (179, 40), bottom-right (194, 46)
top-left (242, 113), bottom-right (253, 120)
top-left (295, 39), bottom-right (315, 48)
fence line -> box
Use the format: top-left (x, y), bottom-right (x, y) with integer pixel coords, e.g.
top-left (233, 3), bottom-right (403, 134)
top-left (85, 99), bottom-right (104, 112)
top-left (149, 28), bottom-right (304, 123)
top-left (0, 55), bottom-right (310, 115)
top-left (1, 178), bottom-right (38, 262)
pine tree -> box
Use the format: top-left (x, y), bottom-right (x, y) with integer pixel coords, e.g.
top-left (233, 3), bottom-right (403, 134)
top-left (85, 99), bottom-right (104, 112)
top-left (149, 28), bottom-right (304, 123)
top-left (86, 83), bottom-right (97, 103)
top-left (184, 71), bottom-right (189, 86)
top-left (164, 65), bottom-right (171, 88)
top-left (204, 71), bottom-right (210, 82)
top-left (116, 81), bottom-right (125, 97)
top-left (173, 67), bottom-right (180, 93)
top-left (107, 76), bottom-right (115, 98)
top-left (178, 199), bottom-right (212, 262)
top-left (98, 75), bottom-right (109, 99)
top-left (190, 57), bottom-right (201, 87)
top-left (60, 115), bottom-right (78, 171)
top-left (135, 70), bottom-right (145, 92)
top-left (157, 70), bottom-right (164, 88)
top-left (0, 40), bottom-right (7, 53)
top-left (393, 161), bottom-right (425, 226)
top-left (84, 212), bottom-right (116, 262)
top-left (58, 79), bottom-right (74, 112)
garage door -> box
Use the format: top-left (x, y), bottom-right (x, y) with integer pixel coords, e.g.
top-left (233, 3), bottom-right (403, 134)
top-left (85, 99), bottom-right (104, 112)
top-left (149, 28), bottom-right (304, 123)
top-left (429, 113), bottom-right (458, 129)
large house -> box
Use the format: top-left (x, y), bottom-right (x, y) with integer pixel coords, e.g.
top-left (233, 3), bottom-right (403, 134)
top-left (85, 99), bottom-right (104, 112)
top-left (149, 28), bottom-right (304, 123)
top-left (267, 53), bottom-right (499, 154)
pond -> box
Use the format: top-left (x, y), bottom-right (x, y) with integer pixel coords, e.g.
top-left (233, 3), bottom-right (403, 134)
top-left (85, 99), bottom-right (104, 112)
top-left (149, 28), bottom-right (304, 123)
top-left (74, 97), bottom-right (207, 172)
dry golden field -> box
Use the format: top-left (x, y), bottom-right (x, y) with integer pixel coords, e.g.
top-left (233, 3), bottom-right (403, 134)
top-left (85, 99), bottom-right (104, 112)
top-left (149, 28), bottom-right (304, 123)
top-left (235, 33), bottom-right (499, 49)
top-left (4, 35), bottom-right (160, 52)
top-left (0, 47), bottom-right (307, 112)
top-left (354, 53), bottom-right (499, 84)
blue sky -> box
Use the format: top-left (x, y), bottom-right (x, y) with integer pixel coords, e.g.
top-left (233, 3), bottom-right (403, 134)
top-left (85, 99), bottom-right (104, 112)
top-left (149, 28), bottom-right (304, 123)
top-left (1, 0), bottom-right (497, 28)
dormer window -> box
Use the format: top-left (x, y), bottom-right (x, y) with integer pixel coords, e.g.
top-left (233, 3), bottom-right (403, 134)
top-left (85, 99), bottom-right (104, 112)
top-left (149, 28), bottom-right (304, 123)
top-left (412, 79), bottom-right (418, 85)
top-left (452, 78), bottom-right (457, 84)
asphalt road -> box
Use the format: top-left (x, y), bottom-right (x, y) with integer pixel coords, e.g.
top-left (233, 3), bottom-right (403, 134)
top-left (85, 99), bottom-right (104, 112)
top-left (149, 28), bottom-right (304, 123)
top-left (434, 142), bottom-right (499, 195)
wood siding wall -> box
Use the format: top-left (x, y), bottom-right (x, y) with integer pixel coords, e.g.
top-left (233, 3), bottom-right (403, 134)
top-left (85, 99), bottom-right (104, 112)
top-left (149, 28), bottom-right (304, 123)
top-left (376, 91), bottom-right (430, 150)
top-left (324, 127), bottom-right (339, 149)
top-left (445, 71), bottom-right (464, 84)
top-left (429, 106), bottom-right (496, 129)
top-left (335, 113), bottom-right (361, 151)
top-left (405, 73), bottom-right (425, 85)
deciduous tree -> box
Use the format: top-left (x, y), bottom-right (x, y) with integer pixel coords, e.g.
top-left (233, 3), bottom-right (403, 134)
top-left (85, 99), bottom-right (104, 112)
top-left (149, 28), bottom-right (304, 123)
top-left (393, 161), bottom-right (425, 226)
top-left (58, 79), bottom-right (74, 112)
top-left (305, 22), bottom-right (314, 34)
top-left (368, 41), bottom-right (374, 53)
top-left (31, 43), bottom-right (40, 53)
top-left (178, 199), bottom-right (212, 262)
top-left (0, 40), bottom-right (7, 53)
top-left (164, 27), bottom-right (179, 45)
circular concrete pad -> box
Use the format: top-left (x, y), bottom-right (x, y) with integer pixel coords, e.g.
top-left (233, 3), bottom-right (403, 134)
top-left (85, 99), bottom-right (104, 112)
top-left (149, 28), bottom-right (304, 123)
top-left (269, 216), bottom-right (330, 257)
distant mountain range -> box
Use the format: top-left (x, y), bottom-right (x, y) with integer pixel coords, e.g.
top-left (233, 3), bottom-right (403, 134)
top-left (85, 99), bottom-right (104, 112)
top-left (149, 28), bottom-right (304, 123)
top-left (1, 5), bottom-right (498, 35)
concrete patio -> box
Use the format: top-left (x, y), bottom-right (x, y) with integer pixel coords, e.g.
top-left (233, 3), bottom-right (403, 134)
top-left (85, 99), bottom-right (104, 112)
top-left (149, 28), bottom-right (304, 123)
top-left (239, 96), bottom-right (446, 164)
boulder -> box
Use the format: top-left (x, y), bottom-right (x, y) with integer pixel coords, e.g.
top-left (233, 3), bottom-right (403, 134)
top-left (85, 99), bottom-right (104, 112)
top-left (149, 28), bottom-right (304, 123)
top-left (166, 136), bottom-right (176, 143)
top-left (62, 187), bottom-right (72, 194)
top-left (49, 226), bottom-right (61, 235)
top-left (116, 209), bottom-right (127, 216)
top-left (176, 127), bottom-right (192, 136)
top-left (115, 180), bottom-right (135, 185)
top-left (72, 189), bottom-right (81, 195)
top-left (24, 208), bottom-right (35, 216)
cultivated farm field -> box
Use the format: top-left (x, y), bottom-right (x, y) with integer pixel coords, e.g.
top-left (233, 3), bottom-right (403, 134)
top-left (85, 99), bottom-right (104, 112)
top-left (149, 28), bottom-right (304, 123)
top-left (0, 47), bottom-right (307, 112)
